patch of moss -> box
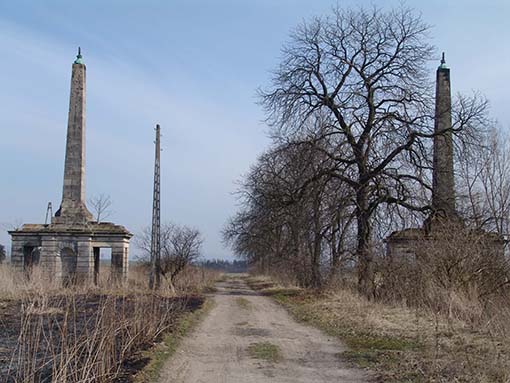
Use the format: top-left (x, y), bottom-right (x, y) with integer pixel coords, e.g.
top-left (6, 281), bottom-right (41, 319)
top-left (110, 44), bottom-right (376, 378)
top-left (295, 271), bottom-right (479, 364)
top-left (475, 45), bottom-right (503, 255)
top-left (247, 342), bottom-right (282, 363)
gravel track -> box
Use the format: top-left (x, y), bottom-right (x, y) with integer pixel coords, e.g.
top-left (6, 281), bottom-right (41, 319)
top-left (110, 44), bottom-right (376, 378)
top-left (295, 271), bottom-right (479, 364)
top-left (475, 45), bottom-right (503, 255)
top-left (158, 275), bottom-right (371, 383)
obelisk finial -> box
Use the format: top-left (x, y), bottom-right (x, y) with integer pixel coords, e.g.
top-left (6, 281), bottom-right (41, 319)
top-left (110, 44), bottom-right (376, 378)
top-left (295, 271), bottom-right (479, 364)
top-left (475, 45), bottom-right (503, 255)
top-left (439, 52), bottom-right (447, 69)
top-left (74, 46), bottom-right (84, 65)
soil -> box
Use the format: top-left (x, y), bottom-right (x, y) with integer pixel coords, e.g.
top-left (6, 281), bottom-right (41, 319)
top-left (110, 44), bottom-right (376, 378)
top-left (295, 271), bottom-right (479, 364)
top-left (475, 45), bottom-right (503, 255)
top-left (158, 275), bottom-right (372, 383)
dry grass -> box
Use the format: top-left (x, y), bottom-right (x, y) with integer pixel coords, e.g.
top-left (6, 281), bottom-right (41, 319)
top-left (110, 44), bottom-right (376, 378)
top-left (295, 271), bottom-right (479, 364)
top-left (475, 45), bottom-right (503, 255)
top-left (0, 263), bottom-right (219, 298)
top-left (247, 275), bottom-right (510, 382)
top-left (0, 265), bottom-right (62, 299)
top-left (0, 262), bottom-right (220, 382)
top-left (173, 265), bottom-right (220, 294)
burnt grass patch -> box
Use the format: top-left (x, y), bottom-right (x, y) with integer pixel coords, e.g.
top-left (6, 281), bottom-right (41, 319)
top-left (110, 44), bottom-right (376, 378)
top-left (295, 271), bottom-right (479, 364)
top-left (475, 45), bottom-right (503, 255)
top-left (0, 293), bottom-right (204, 382)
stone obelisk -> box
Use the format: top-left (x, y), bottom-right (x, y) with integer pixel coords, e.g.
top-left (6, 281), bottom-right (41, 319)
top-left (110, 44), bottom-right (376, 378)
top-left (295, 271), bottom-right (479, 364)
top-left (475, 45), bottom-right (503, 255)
top-left (431, 53), bottom-right (456, 218)
top-left (53, 48), bottom-right (93, 224)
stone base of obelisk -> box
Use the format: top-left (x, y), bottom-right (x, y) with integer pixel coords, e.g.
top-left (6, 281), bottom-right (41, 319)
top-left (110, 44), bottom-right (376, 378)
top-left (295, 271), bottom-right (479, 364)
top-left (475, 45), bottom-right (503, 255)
top-left (8, 221), bottom-right (132, 286)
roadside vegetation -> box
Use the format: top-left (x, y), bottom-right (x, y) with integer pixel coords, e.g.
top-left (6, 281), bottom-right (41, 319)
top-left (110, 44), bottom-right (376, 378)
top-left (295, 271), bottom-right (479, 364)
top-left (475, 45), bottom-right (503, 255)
top-left (247, 275), bottom-right (510, 382)
top-left (0, 262), bottom-right (219, 382)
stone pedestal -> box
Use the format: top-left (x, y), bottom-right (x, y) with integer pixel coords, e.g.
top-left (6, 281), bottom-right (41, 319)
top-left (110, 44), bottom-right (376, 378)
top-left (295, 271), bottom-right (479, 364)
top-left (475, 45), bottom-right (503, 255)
top-left (9, 222), bottom-right (132, 285)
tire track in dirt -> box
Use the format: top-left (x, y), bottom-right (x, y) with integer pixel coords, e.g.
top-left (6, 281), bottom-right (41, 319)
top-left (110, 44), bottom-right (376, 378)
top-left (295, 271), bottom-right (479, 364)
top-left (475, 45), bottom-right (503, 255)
top-left (158, 275), bottom-right (371, 383)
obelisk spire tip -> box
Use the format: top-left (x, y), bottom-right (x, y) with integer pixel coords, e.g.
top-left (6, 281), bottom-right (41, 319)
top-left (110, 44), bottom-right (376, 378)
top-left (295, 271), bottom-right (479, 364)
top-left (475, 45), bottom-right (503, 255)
top-left (74, 46), bottom-right (84, 65)
top-left (439, 51), bottom-right (448, 69)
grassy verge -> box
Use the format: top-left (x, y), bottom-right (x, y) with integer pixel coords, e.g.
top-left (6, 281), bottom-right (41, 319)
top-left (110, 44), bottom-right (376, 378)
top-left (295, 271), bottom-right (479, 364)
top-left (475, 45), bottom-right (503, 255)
top-left (246, 275), bottom-right (510, 382)
top-left (134, 297), bottom-right (215, 382)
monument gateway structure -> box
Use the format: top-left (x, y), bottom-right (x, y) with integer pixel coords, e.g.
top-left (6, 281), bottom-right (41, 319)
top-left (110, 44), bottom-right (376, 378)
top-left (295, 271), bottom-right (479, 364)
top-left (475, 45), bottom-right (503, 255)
top-left (9, 49), bottom-right (132, 284)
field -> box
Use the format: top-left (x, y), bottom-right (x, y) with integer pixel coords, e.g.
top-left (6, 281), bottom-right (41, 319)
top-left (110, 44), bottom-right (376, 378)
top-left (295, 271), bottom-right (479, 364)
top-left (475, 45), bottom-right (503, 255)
top-left (0, 263), bottom-right (218, 383)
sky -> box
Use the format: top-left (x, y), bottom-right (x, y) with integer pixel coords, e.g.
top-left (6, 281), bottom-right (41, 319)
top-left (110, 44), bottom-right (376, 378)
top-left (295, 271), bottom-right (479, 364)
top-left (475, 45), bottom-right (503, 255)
top-left (1, 0), bottom-right (509, 260)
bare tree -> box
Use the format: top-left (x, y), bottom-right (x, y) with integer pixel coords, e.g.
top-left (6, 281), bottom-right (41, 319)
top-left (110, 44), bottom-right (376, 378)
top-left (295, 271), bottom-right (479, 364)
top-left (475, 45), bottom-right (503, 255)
top-left (257, 5), bottom-right (488, 293)
top-left (0, 244), bottom-right (5, 264)
top-left (88, 194), bottom-right (113, 223)
top-left (136, 223), bottom-right (203, 291)
top-left (163, 225), bottom-right (203, 285)
top-left (457, 127), bottom-right (510, 236)
top-left (223, 140), bottom-right (355, 289)
top-left (1, 219), bottom-right (24, 231)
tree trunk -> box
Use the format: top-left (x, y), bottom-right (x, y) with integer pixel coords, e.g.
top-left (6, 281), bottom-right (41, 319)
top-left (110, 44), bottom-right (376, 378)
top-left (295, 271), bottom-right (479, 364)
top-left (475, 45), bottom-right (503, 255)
top-left (356, 187), bottom-right (373, 296)
top-left (310, 233), bottom-right (322, 289)
top-left (310, 190), bottom-right (323, 289)
top-left (327, 213), bottom-right (345, 286)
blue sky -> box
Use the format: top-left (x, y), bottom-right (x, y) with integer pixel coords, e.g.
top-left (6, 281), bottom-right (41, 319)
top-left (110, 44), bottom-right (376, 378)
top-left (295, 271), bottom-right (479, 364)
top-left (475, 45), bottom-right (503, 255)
top-left (1, 0), bottom-right (509, 259)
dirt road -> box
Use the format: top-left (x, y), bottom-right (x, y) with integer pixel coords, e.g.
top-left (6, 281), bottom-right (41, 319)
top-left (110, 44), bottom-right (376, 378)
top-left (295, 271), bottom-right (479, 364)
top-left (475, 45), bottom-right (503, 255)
top-left (158, 275), bottom-right (370, 383)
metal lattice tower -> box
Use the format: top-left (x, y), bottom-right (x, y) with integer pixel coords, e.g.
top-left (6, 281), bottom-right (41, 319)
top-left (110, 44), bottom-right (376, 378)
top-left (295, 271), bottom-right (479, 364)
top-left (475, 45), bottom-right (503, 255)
top-left (44, 202), bottom-right (53, 225)
top-left (149, 124), bottom-right (161, 289)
